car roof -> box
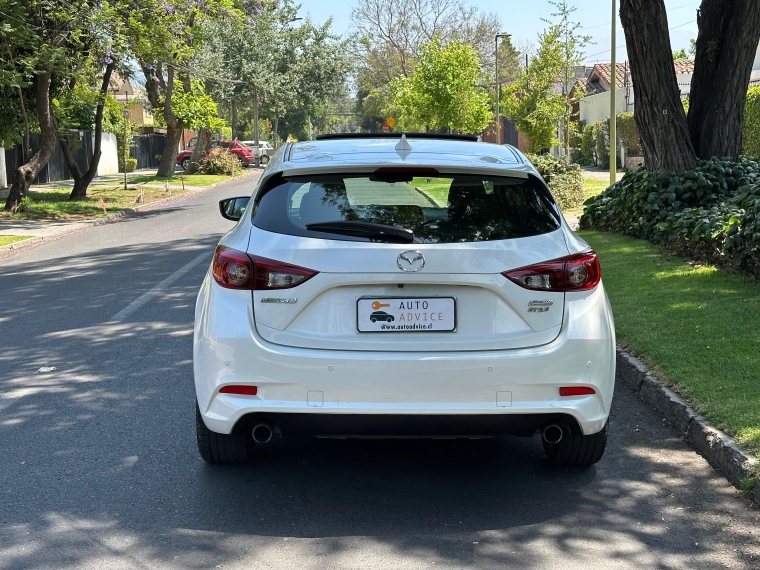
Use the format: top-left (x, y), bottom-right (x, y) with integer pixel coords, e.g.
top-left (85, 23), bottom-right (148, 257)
top-left (274, 136), bottom-right (536, 179)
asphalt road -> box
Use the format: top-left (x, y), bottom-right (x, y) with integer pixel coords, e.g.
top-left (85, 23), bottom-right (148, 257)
top-left (1, 175), bottom-right (758, 569)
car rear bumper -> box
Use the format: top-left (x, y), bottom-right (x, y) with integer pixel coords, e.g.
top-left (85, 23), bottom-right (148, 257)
top-left (194, 274), bottom-right (616, 437)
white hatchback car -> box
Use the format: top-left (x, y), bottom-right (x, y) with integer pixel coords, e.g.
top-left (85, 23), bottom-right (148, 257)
top-left (195, 134), bottom-right (615, 466)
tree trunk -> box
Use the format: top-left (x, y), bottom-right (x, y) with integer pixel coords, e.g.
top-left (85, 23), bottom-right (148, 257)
top-left (273, 117), bottom-right (279, 147)
top-left (688, 0), bottom-right (760, 159)
top-left (4, 67), bottom-right (57, 212)
top-left (64, 62), bottom-right (115, 200)
top-left (620, 0), bottom-right (697, 171)
top-left (143, 63), bottom-right (183, 177)
top-left (231, 99), bottom-right (238, 140)
top-left (186, 127), bottom-right (212, 174)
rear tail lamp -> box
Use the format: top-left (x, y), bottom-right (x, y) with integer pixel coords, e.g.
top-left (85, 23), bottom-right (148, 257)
top-left (559, 386), bottom-right (596, 397)
top-left (219, 385), bottom-right (258, 395)
top-left (212, 246), bottom-right (318, 290)
top-left (502, 250), bottom-right (601, 292)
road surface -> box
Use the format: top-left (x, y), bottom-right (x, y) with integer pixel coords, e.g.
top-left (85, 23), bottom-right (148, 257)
top-left (1, 176), bottom-right (758, 569)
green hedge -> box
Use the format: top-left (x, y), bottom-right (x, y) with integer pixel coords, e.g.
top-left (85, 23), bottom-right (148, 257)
top-left (743, 86), bottom-right (760, 159)
top-left (527, 153), bottom-right (585, 210)
top-left (580, 157), bottom-right (760, 276)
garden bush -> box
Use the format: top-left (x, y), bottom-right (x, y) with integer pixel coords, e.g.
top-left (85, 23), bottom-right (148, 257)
top-left (743, 86), bottom-right (760, 159)
top-left (124, 158), bottom-right (137, 173)
top-left (580, 124), bottom-right (595, 166)
top-left (198, 148), bottom-right (242, 176)
top-left (580, 156), bottom-right (760, 276)
top-left (527, 153), bottom-right (585, 210)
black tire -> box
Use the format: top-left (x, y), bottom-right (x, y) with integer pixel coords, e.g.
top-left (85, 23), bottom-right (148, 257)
top-left (196, 402), bottom-right (254, 464)
top-left (543, 421), bottom-right (608, 467)
top-left (260, 155), bottom-right (270, 165)
top-left (181, 157), bottom-right (190, 171)
top-left (371, 317), bottom-right (377, 323)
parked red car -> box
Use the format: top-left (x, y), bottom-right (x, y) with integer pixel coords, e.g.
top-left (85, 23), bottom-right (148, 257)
top-left (176, 140), bottom-right (255, 170)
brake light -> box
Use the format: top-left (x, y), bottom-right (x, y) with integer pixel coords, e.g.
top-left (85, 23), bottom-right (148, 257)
top-left (220, 385), bottom-right (258, 395)
top-left (212, 246), bottom-right (318, 290)
top-left (502, 250), bottom-right (601, 292)
top-left (559, 386), bottom-right (596, 396)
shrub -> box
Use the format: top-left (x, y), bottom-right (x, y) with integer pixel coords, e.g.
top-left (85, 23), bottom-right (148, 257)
top-left (124, 158), bottom-right (137, 173)
top-left (527, 153), bottom-right (585, 210)
top-left (580, 156), bottom-right (760, 276)
top-left (617, 112), bottom-right (641, 154)
top-left (593, 121), bottom-right (610, 169)
top-left (580, 124), bottom-right (595, 166)
top-left (743, 86), bottom-right (760, 159)
top-left (198, 148), bottom-right (242, 176)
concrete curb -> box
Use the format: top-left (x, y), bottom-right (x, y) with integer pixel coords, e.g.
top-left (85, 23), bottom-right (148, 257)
top-left (0, 171), bottom-right (259, 258)
top-left (616, 348), bottom-right (759, 504)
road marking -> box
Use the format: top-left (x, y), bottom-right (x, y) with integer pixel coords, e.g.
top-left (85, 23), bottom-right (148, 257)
top-left (110, 252), bottom-right (210, 322)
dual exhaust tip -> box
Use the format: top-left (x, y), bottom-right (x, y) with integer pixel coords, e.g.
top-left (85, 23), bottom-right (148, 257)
top-left (542, 423), bottom-right (564, 445)
top-left (252, 423), bottom-right (274, 444)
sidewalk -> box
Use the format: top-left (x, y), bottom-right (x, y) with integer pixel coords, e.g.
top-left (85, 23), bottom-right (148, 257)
top-left (582, 166), bottom-right (624, 182)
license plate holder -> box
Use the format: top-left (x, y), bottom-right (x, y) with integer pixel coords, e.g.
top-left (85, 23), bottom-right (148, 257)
top-left (357, 297), bottom-right (456, 332)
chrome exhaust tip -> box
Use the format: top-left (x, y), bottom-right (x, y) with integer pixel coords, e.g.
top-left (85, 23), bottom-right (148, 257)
top-left (542, 423), bottom-right (564, 445)
top-left (252, 423), bottom-right (273, 444)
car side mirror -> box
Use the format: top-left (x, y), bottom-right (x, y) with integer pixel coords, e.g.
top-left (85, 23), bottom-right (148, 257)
top-left (219, 196), bottom-right (250, 221)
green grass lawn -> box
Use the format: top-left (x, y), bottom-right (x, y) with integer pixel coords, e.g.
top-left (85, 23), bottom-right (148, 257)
top-left (582, 178), bottom-right (609, 200)
top-left (0, 235), bottom-right (32, 246)
top-left (411, 177), bottom-right (453, 207)
top-left (0, 185), bottom-right (191, 221)
top-left (96, 173), bottom-right (232, 187)
top-left (580, 230), bottom-right (760, 461)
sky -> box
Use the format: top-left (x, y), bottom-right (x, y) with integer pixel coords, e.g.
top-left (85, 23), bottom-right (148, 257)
top-left (300, 0), bottom-right (701, 65)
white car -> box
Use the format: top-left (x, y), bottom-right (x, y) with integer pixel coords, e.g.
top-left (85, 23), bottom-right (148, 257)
top-left (240, 140), bottom-right (274, 164)
top-left (195, 133), bottom-right (616, 466)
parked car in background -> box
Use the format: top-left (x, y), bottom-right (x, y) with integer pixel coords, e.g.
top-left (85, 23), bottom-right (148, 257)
top-left (177, 140), bottom-right (255, 170)
top-left (241, 140), bottom-right (275, 164)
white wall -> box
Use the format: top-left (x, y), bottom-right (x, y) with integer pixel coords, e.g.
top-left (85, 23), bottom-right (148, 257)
top-left (95, 132), bottom-right (119, 176)
top-left (579, 88), bottom-right (628, 125)
top-left (0, 148), bottom-right (7, 188)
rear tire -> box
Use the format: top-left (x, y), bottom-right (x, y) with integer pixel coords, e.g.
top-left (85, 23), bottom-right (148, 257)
top-left (543, 421), bottom-right (608, 467)
top-left (181, 157), bottom-right (190, 170)
top-left (260, 155), bottom-right (270, 165)
top-left (196, 402), bottom-right (254, 464)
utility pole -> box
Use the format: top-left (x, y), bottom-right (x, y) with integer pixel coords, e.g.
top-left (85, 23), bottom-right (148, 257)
top-left (494, 33), bottom-right (511, 145)
top-left (609, 0), bottom-right (617, 185)
top-left (253, 89), bottom-right (260, 169)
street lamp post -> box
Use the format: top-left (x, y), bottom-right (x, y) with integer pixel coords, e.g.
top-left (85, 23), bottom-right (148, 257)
top-left (609, 0), bottom-right (617, 185)
top-left (495, 33), bottom-right (511, 145)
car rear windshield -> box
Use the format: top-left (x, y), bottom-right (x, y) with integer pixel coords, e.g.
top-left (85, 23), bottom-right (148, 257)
top-left (252, 173), bottom-right (560, 244)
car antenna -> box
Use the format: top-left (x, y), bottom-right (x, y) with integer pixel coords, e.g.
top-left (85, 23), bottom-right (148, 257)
top-left (395, 134), bottom-right (412, 161)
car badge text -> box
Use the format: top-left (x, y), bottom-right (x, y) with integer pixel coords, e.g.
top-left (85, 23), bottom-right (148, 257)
top-left (528, 299), bottom-right (553, 313)
top-left (261, 297), bottom-right (298, 304)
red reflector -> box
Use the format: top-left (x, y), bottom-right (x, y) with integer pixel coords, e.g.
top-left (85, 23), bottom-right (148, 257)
top-left (559, 386), bottom-right (596, 396)
top-left (219, 385), bottom-right (258, 395)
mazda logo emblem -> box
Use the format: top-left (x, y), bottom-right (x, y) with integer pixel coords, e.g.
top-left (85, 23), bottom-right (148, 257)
top-left (397, 251), bottom-right (425, 272)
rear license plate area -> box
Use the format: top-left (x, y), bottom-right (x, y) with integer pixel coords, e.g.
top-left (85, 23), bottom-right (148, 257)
top-left (357, 297), bottom-right (456, 332)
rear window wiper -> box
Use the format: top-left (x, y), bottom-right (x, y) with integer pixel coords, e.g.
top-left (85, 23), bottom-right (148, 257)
top-left (305, 221), bottom-right (414, 243)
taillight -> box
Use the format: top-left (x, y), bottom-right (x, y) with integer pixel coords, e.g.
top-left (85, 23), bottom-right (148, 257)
top-left (212, 246), bottom-right (318, 290)
top-left (502, 250), bottom-right (601, 292)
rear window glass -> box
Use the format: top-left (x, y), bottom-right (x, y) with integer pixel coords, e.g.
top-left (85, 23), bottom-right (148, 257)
top-left (252, 174), bottom-right (560, 244)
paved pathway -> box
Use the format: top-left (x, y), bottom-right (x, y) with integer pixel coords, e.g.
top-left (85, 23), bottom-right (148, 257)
top-left (582, 166), bottom-right (625, 182)
top-left (0, 174), bottom-right (758, 569)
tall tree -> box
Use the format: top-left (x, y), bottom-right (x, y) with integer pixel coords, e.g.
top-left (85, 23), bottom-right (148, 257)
top-left (619, 0), bottom-right (697, 171)
top-left (545, 0), bottom-right (590, 159)
top-left (687, 0), bottom-right (760, 159)
top-left (1, 0), bottom-right (99, 211)
top-left (351, 0), bottom-right (505, 128)
top-left (620, 0), bottom-right (760, 170)
top-left (392, 38), bottom-right (491, 133)
top-left (501, 27), bottom-right (566, 152)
